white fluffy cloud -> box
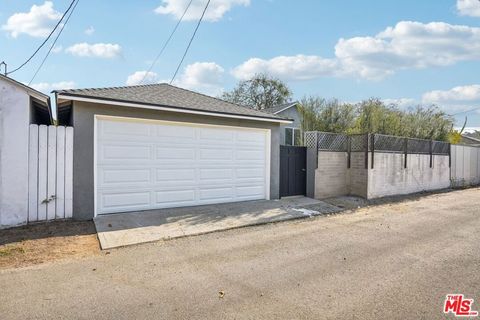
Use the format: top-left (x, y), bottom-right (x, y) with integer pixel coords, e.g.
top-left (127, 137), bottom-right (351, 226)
top-left (1, 1), bottom-right (62, 38)
top-left (232, 55), bottom-right (339, 81)
top-left (457, 0), bottom-right (480, 17)
top-left (155, 0), bottom-right (249, 22)
top-left (126, 63), bottom-right (224, 94)
top-left (31, 81), bottom-right (76, 93)
top-left (232, 21), bottom-right (480, 81)
top-left (171, 62), bottom-right (225, 95)
top-left (422, 84), bottom-right (480, 113)
top-left (126, 71), bottom-right (159, 86)
top-left (65, 43), bottom-right (122, 58)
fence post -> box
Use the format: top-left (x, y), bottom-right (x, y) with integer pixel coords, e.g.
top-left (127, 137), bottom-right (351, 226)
top-left (448, 143), bottom-right (451, 168)
top-left (365, 133), bottom-right (369, 169)
top-left (404, 137), bottom-right (408, 169)
top-left (429, 140), bottom-right (433, 168)
top-left (371, 133), bottom-right (375, 169)
top-left (347, 135), bottom-right (351, 169)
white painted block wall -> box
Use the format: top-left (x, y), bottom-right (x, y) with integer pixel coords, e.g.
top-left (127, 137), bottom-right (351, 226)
top-left (367, 153), bottom-right (450, 199)
top-left (0, 78), bottom-right (30, 228)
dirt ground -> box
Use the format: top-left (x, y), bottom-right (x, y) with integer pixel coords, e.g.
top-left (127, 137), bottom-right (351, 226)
top-left (0, 220), bottom-right (100, 269)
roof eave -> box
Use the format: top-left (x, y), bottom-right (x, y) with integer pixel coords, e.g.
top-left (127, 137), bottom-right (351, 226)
top-left (272, 101), bottom-right (300, 115)
top-left (0, 74), bottom-right (49, 105)
top-left (57, 93), bottom-right (293, 124)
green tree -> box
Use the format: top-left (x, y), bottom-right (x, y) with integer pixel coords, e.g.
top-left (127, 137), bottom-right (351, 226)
top-left (299, 96), bottom-right (455, 142)
top-left (298, 96), bottom-right (356, 134)
top-left (221, 73), bottom-right (292, 110)
top-left (351, 98), bottom-right (404, 136)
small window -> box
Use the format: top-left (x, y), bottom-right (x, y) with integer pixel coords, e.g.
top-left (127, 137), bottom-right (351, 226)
top-left (293, 128), bottom-right (302, 146)
top-left (285, 128), bottom-right (293, 145)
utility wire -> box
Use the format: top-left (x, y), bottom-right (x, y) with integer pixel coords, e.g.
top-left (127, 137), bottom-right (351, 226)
top-left (170, 0), bottom-right (211, 84)
top-left (450, 106), bottom-right (480, 116)
top-left (29, 0), bottom-right (80, 85)
top-left (140, 0), bottom-right (194, 84)
top-left (7, 0), bottom-right (77, 75)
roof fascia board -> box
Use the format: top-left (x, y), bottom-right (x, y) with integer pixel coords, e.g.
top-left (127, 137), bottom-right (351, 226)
top-left (0, 75), bottom-right (49, 104)
top-left (273, 102), bottom-right (299, 115)
top-left (58, 94), bottom-right (293, 124)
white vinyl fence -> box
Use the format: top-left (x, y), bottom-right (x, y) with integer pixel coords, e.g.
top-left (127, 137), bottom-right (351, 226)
top-left (28, 125), bottom-right (73, 222)
top-left (451, 144), bottom-right (480, 187)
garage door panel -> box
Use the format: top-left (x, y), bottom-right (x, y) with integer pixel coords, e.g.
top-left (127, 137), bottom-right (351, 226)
top-left (102, 144), bottom-right (152, 161)
top-left (199, 148), bottom-right (233, 160)
top-left (236, 185), bottom-right (265, 198)
top-left (236, 167), bottom-right (264, 179)
top-left (156, 168), bottom-right (195, 182)
top-left (236, 131), bottom-right (266, 146)
top-left (156, 147), bottom-right (195, 160)
top-left (101, 191), bottom-right (151, 209)
top-left (199, 168), bottom-right (233, 181)
top-left (101, 120), bottom-right (151, 137)
top-left (100, 168), bottom-right (152, 185)
top-left (96, 118), bottom-right (269, 215)
top-left (155, 189), bottom-right (196, 204)
top-left (236, 150), bottom-right (265, 161)
top-left (199, 128), bottom-right (234, 142)
top-left (155, 125), bottom-right (196, 140)
top-left (199, 187), bottom-right (234, 201)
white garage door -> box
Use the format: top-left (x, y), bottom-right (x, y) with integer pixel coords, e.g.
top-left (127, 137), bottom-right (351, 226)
top-left (95, 117), bottom-right (270, 215)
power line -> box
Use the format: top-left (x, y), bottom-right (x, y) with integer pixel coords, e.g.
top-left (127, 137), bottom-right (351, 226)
top-left (170, 0), bottom-right (211, 84)
top-left (7, 0), bottom-right (77, 75)
top-left (140, 0), bottom-right (194, 84)
top-left (451, 106), bottom-right (480, 116)
top-left (29, 0), bottom-right (80, 85)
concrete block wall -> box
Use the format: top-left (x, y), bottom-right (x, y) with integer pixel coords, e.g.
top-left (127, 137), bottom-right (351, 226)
top-left (311, 150), bottom-right (451, 200)
top-left (367, 153), bottom-right (450, 198)
top-left (314, 151), bottom-right (348, 199)
top-left (348, 152), bottom-right (368, 198)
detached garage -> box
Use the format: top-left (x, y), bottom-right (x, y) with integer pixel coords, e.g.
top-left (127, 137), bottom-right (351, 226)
top-left (55, 84), bottom-right (290, 220)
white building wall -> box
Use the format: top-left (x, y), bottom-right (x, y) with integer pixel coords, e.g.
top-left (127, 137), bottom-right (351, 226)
top-left (0, 79), bottom-right (30, 228)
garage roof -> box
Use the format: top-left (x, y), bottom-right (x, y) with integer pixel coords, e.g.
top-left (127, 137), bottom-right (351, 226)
top-left (56, 83), bottom-right (292, 123)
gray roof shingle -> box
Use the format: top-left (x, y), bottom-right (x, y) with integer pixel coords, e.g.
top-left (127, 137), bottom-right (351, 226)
top-left (56, 83), bottom-right (290, 122)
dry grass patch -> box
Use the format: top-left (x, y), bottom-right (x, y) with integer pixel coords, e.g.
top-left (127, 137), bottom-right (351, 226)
top-left (0, 221), bottom-right (100, 269)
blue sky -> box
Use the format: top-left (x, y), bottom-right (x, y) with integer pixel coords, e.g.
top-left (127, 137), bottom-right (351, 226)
top-left (1, 0), bottom-right (480, 129)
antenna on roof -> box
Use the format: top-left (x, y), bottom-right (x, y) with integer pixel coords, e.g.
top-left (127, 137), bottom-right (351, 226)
top-left (0, 62), bottom-right (6, 76)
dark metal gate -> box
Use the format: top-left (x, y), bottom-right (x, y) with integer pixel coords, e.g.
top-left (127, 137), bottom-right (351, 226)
top-left (280, 145), bottom-right (307, 197)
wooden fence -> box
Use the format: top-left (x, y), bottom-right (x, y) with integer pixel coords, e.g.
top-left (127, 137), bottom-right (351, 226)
top-left (28, 125), bottom-right (73, 222)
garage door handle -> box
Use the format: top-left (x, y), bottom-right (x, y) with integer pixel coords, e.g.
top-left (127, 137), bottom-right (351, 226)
top-left (301, 168), bottom-right (306, 172)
